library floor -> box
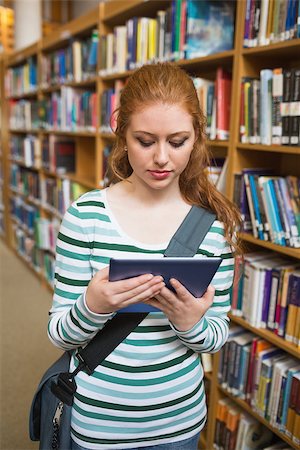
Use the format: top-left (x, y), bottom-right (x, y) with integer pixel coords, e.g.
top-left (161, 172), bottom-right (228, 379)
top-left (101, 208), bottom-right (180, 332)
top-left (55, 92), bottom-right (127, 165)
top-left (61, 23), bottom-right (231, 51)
top-left (0, 240), bottom-right (61, 450)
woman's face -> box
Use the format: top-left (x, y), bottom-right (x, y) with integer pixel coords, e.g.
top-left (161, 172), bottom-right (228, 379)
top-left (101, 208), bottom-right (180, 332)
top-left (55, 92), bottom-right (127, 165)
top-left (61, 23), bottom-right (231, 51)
top-left (125, 102), bottom-right (196, 191)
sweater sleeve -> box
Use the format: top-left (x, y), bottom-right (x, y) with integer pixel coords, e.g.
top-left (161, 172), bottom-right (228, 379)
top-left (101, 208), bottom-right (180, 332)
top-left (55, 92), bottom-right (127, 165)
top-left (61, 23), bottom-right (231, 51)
top-left (170, 237), bottom-right (234, 354)
top-left (48, 200), bottom-right (114, 351)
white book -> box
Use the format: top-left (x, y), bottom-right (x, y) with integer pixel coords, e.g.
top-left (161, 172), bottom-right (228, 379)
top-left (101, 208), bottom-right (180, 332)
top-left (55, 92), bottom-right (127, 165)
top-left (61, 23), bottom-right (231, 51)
top-left (258, 0), bottom-right (270, 45)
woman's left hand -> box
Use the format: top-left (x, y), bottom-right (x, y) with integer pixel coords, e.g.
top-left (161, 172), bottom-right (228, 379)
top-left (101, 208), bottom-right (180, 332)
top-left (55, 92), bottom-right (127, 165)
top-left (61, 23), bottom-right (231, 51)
top-left (146, 279), bottom-right (215, 332)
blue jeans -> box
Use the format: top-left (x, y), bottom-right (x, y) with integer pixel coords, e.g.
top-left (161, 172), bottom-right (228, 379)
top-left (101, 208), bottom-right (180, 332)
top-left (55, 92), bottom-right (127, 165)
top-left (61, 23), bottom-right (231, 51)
top-left (71, 433), bottom-right (200, 450)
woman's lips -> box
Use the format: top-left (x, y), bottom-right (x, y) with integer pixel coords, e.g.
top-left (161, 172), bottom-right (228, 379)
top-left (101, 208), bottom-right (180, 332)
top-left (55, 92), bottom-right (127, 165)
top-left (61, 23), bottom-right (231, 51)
top-left (148, 170), bottom-right (171, 180)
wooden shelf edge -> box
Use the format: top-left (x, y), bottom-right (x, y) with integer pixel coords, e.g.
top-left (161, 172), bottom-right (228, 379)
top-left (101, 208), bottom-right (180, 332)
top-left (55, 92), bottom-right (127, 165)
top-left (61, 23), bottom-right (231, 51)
top-left (41, 6), bottom-right (99, 51)
top-left (242, 38), bottom-right (300, 56)
top-left (218, 385), bottom-right (300, 450)
top-left (5, 42), bottom-right (39, 67)
top-left (236, 143), bottom-right (300, 155)
top-left (240, 233), bottom-right (300, 259)
top-left (228, 314), bottom-right (300, 359)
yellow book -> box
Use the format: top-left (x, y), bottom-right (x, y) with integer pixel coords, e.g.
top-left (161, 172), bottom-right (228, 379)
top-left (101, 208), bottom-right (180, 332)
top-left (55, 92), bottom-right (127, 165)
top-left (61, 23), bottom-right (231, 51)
top-left (266, 0), bottom-right (274, 44)
top-left (285, 304), bottom-right (298, 343)
top-left (148, 18), bottom-right (157, 61)
top-left (136, 19), bottom-right (141, 64)
top-left (244, 81), bottom-right (251, 142)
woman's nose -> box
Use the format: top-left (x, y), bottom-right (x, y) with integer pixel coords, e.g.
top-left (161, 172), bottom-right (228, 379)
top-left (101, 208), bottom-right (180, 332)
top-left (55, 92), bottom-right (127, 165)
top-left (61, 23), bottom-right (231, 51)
top-left (153, 144), bottom-right (169, 166)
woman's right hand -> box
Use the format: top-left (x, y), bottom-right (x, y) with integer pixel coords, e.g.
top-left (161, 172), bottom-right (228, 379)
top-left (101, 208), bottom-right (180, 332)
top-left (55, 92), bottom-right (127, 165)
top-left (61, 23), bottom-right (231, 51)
top-left (85, 267), bottom-right (165, 314)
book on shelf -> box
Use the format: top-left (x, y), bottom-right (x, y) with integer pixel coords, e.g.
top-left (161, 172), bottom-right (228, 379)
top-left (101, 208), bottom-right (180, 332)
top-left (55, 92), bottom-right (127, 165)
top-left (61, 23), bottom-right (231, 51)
top-left (185, 0), bottom-right (235, 59)
top-left (10, 135), bottom-right (41, 170)
top-left (47, 135), bottom-right (76, 174)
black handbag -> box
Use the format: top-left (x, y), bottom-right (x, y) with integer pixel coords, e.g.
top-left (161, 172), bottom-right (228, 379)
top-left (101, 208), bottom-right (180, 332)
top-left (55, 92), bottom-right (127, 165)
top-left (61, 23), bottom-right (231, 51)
top-left (29, 205), bottom-right (216, 450)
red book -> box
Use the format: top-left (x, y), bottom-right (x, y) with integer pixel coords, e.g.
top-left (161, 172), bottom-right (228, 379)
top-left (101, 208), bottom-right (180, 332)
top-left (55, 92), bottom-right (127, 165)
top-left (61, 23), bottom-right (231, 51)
top-left (216, 67), bottom-right (232, 141)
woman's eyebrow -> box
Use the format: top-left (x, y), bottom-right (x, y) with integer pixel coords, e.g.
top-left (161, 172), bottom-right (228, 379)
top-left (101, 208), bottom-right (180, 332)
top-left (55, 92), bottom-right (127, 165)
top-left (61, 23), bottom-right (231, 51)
top-left (133, 131), bottom-right (190, 138)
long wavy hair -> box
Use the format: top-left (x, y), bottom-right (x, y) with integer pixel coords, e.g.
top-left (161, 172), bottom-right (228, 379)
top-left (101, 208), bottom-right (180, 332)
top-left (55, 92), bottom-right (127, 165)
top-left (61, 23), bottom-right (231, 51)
top-left (107, 62), bottom-right (242, 254)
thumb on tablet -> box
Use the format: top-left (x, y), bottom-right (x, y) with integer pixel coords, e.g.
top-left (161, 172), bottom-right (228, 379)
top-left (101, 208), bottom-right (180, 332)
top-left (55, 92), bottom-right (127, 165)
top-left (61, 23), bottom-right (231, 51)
top-left (201, 285), bottom-right (215, 311)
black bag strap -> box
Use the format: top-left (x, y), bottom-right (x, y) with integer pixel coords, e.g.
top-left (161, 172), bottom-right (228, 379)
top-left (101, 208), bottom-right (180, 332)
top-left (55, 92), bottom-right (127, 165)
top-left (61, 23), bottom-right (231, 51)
top-left (51, 205), bottom-right (216, 405)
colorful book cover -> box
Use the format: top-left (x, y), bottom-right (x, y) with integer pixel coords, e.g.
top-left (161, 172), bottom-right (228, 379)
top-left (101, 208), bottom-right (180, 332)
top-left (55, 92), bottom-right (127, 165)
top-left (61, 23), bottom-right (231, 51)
top-left (185, 0), bottom-right (235, 59)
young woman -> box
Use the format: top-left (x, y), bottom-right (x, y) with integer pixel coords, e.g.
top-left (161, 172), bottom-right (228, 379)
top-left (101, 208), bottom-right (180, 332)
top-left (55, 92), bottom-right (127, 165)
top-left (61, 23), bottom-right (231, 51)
top-left (48, 62), bottom-right (241, 450)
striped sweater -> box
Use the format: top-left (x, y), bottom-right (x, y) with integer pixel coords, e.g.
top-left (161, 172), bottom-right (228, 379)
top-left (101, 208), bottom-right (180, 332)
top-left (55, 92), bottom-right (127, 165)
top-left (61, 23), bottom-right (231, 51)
top-left (48, 188), bottom-right (234, 449)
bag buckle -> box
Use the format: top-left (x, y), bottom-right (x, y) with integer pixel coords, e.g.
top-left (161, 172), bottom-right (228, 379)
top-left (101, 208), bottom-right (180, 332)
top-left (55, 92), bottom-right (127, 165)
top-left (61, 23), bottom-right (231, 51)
top-left (51, 373), bottom-right (77, 406)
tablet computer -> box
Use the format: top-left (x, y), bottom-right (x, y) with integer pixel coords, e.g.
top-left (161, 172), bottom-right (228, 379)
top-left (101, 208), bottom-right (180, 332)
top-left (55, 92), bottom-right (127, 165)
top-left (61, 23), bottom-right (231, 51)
top-left (109, 257), bottom-right (222, 313)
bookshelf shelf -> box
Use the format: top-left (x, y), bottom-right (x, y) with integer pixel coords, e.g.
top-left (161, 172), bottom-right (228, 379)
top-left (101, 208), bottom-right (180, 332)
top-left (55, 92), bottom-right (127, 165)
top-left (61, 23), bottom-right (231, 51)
top-left (41, 7), bottom-right (99, 52)
top-left (9, 129), bottom-right (39, 134)
top-left (207, 140), bottom-right (229, 148)
top-left (178, 49), bottom-right (235, 70)
top-left (41, 130), bottom-right (97, 137)
top-left (5, 42), bottom-right (39, 66)
top-left (218, 385), bottom-right (300, 450)
top-left (240, 233), bottom-right (300, 259)
top-left (242, 38), bottom-right (300, 57)
top-left (229, 314), bottom-right (300, 359)
top-left (102, 0), bottom-right (171, 25)
top-left (6, 90), bottom-right (39, 100)
top-left (236, 143), bottom-right (300, 155)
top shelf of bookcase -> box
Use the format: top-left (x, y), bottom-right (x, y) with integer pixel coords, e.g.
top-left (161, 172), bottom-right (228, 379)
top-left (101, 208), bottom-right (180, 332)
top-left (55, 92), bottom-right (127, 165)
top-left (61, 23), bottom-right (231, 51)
top-left (41, 6), bottom-right (100, 52)
top-left (5, 42), bottom-right (39, 68)
top-left (102, 0), bottom-right (172, 25)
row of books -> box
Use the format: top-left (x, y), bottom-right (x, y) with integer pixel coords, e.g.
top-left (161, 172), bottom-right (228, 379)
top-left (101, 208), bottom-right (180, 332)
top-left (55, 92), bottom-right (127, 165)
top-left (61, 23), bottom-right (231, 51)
top-left (99, 0), bottom-right (235, 75)
top-left (194, 69), bottom-right (231, 141)
top-left (231, 251), bottom-right (300, 345)
top-left (240, 68), bottom-right (300, 146)
top-left (40, 29), bottom-right (99, 87)
top-left (39, 89), bottom-right (97, 132)
top-left (10, 196), bottom-right (39, 234)
top-left (10, 135), bottom-right (77, 175)
top-left (12, 225), bottom-right (55, 286)
top-left (233, 170), bottom-right (300, 248)
top-left (40, 177), bottom-right (88, 216)
top-left (218, 326), bottom-right (300, 443)
top-left (9, 88), bottom-right (98, 132)
top-left (5, 56), bottom-right (38, 97)
top-left (10, 164), bottom-right (40, 201)
top-left (9, 99), bottom-right (40, 130)
top-left (34, 217), bottom-right (60, 254)
top-left (10, 135), bottom-right (41, 170)
top-left (99, 80), bottom-right (125, 133)
top-left (214, 396), bottom-right (293, 450)
top-left (243, 0), bottom-right (300, 48)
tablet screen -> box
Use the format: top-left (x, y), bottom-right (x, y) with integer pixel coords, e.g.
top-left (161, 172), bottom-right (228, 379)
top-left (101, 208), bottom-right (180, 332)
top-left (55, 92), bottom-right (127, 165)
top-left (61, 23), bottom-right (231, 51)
top-left (109, 257), bottom-right (221, 313)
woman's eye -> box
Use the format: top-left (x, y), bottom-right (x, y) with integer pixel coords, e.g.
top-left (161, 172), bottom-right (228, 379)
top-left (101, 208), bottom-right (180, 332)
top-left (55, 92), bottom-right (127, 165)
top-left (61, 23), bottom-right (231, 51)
top-left (138, 140), bottom-right (154, 147)
top-left (170, 140), bottom-right (186, 148)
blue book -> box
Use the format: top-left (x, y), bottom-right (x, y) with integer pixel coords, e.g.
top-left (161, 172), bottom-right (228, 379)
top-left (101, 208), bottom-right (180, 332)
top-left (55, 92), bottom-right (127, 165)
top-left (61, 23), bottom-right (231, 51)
top-left (238, 344), bottom-right (251, 399)
top-left (185, 0), bottom-right (235, 59)
top-left (87, 29), bottom-right (99, 73)
top-left (268, 179), bottom-right (286, 246)
top-left (249, 174), bottom-right (265, 240)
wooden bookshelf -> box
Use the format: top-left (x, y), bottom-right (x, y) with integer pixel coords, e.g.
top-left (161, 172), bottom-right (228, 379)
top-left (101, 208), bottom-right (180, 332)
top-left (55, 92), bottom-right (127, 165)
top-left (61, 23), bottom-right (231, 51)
top-left (1, 1), bottom-right (300, 449)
